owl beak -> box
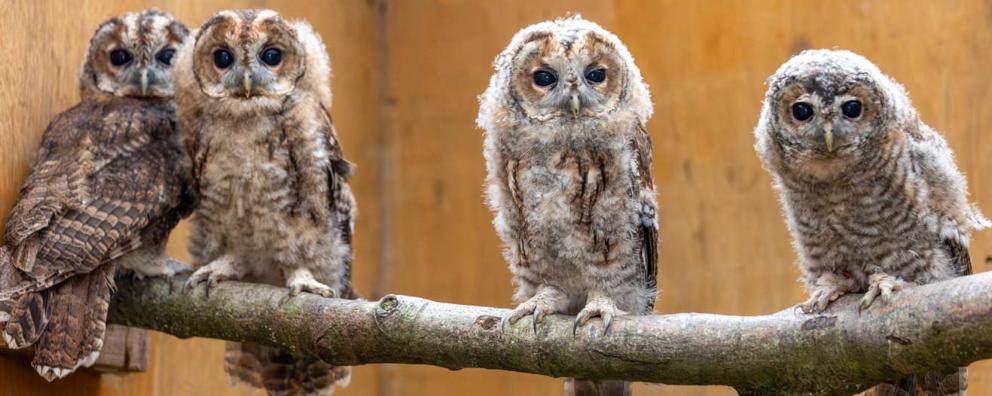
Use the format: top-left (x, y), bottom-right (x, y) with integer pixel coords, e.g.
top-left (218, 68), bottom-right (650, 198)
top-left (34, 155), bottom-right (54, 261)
top-left (570, 94), bottom-right (580, 118)
top-left (243, 73), bottom-right (253, 98)
top-left (823, 123), bottom-right (834, 153)
top-left (139, 70), bottom-right (149, 96)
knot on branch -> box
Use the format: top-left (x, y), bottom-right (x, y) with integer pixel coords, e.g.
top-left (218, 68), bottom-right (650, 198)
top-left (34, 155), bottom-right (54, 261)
top-left (100, 271), bottom-right (992, 395)
top-left (474, 315), bottom-right (501, 331)
top-left (377, 295), bottom-right (400, 318)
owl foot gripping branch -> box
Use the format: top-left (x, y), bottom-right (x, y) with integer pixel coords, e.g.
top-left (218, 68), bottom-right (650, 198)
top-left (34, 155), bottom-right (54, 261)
top-left (1, 3), bottom-right (991, 396)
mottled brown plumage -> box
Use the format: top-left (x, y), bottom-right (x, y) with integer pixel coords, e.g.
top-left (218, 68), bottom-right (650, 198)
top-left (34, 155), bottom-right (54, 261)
top-left (177, 9), bottom-right (355, 396)
top-left (755, 49), bottom-right (987, 396)
top-left (478, 16), bottom-right (656, 395)
top-left (0, 9), bottom-right (191, 381)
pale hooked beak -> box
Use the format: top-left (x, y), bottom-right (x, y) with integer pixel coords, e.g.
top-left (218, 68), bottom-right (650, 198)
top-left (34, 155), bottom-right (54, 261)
top-left (570, 94), bottom-right (580, 118)
top-left (823, 123), bottom-right (834, 153)
top-left (243, 73), bottom-right (252, 98)
top-left (139, 69), bottom-right (149, 96)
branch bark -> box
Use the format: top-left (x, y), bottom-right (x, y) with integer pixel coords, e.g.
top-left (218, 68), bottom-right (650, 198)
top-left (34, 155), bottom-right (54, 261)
top-left (107, 271), bottom-right (992, 395)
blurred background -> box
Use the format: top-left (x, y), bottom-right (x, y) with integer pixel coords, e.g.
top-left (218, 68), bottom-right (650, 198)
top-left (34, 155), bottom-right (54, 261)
top-left (2, 0), bottom-right (992, 395)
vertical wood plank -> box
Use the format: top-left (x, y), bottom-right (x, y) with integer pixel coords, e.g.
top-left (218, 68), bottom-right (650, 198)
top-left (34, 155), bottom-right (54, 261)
top-left (379, 1), bottom-right (614, 395)
top-left (3, 1), bottom-right (992, 396)
top-left (0, 1), bottom-right (380, 395)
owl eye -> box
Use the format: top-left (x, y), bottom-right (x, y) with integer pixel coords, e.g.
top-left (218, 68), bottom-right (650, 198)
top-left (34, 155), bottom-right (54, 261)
top-left (156, 49), bottom-right (176, 66)
top-left (791, 102), bottom-right (814, 122)
top-left (585, 68), bottom-right (607, 83)
top-left (109, 50), bottom-right (132, 67)
top-left (841, 100), bottom-right (863, 118)
top-left (260, 48), bottom-right (282, 66)
top-left (532, 70), bottom-right (557, 87)
top-left (213, 49), bottom-right (234, 69)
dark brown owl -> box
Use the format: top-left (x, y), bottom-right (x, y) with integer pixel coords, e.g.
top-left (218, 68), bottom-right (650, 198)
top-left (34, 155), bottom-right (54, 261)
top-left (0, 10), bottom-right (192, 381)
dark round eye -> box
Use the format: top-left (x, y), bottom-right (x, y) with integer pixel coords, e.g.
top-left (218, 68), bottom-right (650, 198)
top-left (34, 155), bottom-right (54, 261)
top-left (155, 49), bottom-right (176, 66)
top-left (585, 68), bottom-right (607, 83)
top-left (109, 49), bottom-right (132, 66)
top-left (841, 100), bottom-right (862, 118)
top-left (532, 70), bottom-right (557, 87)
top-left (260, 48), bottom-right (282, 66)
top-left (791, 102), bottom-right (814, 121)
top-left (213, 49), bottom-right (234, 69)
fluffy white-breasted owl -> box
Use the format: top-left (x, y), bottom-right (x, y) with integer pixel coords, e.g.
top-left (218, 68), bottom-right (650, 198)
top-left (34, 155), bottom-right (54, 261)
top-left (176, 9), bottom-right (355, 396)
top-left (478, 16), bottom-right (657, 394)
top-left (755, 49), bottom-right (987, 395)
top-left (0, 10), bottom-right (192, 381)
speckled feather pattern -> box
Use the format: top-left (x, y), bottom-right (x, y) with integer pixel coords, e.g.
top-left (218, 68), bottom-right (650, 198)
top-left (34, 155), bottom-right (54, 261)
top-left (755, 49), bottom-right (988, 395)
top-left (177, 10), bottom-right (353, 396)
top-left (0, 9), bottom-right (192, 381)
top-left (479, 15), bottom-right (657, 315)
top-left (478, 17), bottom-right (658, 394)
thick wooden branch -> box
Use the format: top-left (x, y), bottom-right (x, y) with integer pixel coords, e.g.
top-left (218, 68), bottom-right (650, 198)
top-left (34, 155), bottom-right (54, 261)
top-left (108, 271), bottom-right (992, 395)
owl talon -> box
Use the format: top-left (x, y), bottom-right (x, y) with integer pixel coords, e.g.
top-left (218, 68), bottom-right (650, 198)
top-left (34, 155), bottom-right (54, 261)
top-left (503, 305), bottom-right (537, 334)
top-left (574, 294), bottom-right (626, 336)
top-left (601, 312), bottom-right (615, 336)
top-left (184, 255), bottom-right (242, 297)
top-left (860, 273), bottom-right (912, 311)
top-left (285, 268), bottom-right (336, 298)
top-left (504, 287), bottom-right (568, 335)
top-left (799, 285), bottom-right (846, 314)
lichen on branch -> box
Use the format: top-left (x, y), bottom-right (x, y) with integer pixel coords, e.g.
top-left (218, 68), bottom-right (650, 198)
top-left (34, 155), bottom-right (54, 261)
top-left (107, 270), bottom-right (992, 395)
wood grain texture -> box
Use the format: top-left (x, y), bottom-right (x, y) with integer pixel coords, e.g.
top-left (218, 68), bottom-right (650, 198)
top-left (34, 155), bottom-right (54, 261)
top-left (0, 1), bottom-right (380, 395)
top-left (378, 1), bottom-right (992, 395)
top-left (1, 0), bottom-right (992, 395)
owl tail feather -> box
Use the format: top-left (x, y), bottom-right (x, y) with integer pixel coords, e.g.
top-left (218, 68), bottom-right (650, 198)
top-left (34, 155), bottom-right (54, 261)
top-left (864, 367), bottom-right (967, 396)
top-left (225, 341), bottom-right (350, 396)
top-left (0, 246), bottom-right (12, 322)
top-left (26, 265), bottom-right (114, 382)
top-left (565, 378), bottom-right (631, 396)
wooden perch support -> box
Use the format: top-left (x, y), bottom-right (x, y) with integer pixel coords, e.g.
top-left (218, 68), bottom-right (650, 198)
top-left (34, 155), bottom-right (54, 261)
top-left (106, 271), bottom-right (992, 395)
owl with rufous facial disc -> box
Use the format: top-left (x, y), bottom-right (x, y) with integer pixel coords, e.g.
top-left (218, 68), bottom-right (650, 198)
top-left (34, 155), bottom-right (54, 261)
top-left (477, 15), bottom-right (658, 395)
top-left (176, 9), bottom-right (355, 396)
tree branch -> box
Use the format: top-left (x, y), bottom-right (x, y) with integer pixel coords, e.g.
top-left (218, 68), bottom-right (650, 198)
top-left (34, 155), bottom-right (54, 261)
top-left (107, 271), bottom-right (992, 395)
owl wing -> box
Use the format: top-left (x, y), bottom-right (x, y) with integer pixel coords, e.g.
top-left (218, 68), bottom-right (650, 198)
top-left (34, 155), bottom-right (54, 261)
top-left (320, 106), bottom-right (357, 298)
top-left (632, 122), bottom-right (659, 297)
top-left (0, 100), bottom-right (187, 300)
top-left (283, 101), bottom-right (355, 296)
top-left (942, 237), bottom-right (972, 277)
top-left (2, 113), bottom-right (89, 250)
top-left (909, 125), bottom-right (984, 278)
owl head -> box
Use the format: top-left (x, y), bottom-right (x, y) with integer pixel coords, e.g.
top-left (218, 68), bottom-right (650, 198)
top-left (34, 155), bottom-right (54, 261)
top-left (180, 9), bottom-right (331, 109)
top-left (80, 9), bottom-right (189, 99)
top-left (478, 16), bottom-right (651, 129)
top-left (755, 49), bottom-right (916, 177)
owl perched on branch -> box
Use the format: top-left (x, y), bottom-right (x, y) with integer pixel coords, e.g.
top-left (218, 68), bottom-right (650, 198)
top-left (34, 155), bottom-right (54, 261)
top-left (478, 16), bottom-right (657, 395)
top-left (755, 49), bottom-right (988, 395)
top-left (0, 10), bottom-right (192, 381)
top-left (176, 9), bottom-right (355, 396)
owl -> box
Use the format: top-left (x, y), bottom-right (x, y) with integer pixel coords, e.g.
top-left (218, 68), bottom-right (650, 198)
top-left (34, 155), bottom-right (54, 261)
top-left (477, 16), bottom-right (657, 395)
top-left (755, 49), bottom-right (987, 395)
top-left (176, 9), bottom-right (355, 396)
top-left (0, 10), bottom-right (192, 381)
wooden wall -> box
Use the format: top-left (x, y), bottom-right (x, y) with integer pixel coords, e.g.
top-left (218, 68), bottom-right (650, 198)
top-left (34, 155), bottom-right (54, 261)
top-left (2, 1), bottom-right (992, 395)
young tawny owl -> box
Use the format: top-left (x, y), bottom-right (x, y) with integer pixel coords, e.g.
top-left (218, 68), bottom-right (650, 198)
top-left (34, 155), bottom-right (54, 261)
top-left (0, 10), bottom-right (192, 381)
top-left (176, 9), bottom-right (355, 396)
top-left (478, 16), bottom-right (657, 395)
top-left (755, 49), bottom-right (988, 395)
